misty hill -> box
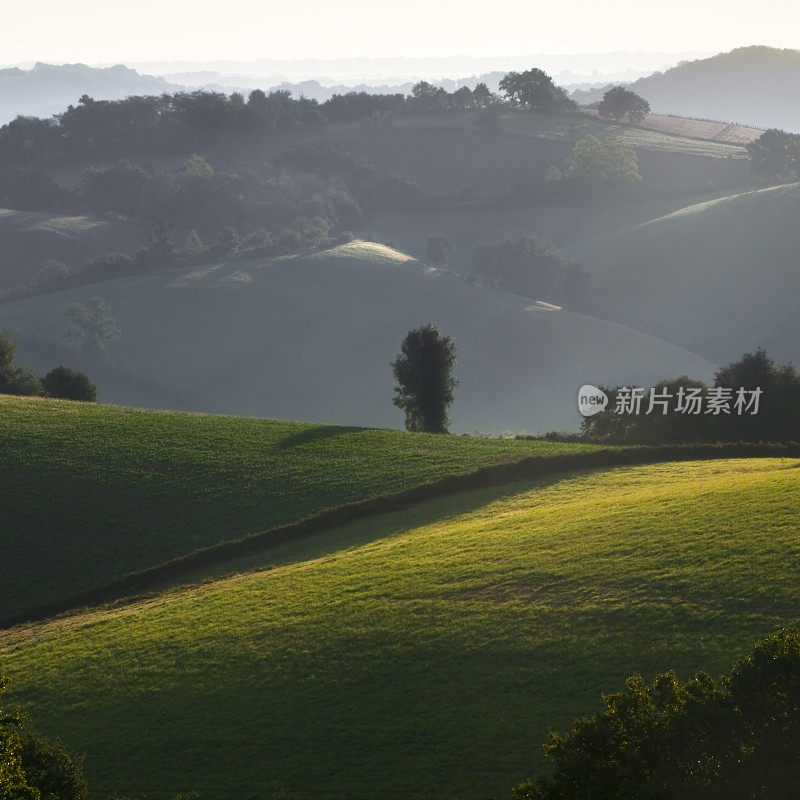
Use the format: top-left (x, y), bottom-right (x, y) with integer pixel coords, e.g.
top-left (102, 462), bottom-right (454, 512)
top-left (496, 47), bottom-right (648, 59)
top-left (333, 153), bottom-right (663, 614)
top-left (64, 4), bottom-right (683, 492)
top-left (0, 209), bottom-right (143, 292)
top-left (0, 63), bottom-right (180, 124)
top-left (565, 183), bottom-right (800, 365)
top-left (0, 241), bottom-right (714, 433)
top-left (573, 47), bottom-right (800, 132)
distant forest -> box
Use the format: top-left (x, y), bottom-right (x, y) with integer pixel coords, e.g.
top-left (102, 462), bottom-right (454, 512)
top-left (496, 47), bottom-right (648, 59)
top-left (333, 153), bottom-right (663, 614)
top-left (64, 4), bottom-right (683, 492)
top-left (0, 70), bottom-right (574, 168)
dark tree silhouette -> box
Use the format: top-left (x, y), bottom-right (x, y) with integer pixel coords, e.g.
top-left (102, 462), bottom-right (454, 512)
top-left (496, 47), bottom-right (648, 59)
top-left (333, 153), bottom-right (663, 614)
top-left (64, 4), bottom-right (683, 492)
top-left (42, 366), bottom-right (97, 402)
top-left (513, 628), bottom-right (800, 800)
top-left (598, 86), bottom-right (651, 123)
top-left (391, 324), bottom-right (458, 433)
top-left (747, 128), bottom-right (800, 180)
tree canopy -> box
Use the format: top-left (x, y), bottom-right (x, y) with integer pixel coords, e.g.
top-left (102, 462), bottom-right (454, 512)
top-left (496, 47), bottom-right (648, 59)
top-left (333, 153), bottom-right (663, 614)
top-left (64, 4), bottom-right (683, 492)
top-left (499, 69), bottom-right (575, 112)
top-left (598, 86), bottom-right (651, 123)
top-left (513, 628), bottom-right (800, 800)
top-left (565, 136), bottom-right (642, 186)
top-left (747, 129), bottom-right (800, 180)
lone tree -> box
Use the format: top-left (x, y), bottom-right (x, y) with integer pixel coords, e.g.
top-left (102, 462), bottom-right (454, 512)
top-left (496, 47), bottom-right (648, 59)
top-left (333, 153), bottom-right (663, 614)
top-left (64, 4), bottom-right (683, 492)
top-left (64, 297), bottom-right (120, 352)
top-left (426, 235), bottom-right (454, 266)
top-left (499, 69), bottom-right (574, 112)
top-left (747, 128), bottom-right (800, 180)
top-left (565, 135), bottom-right (642, 186)
top-left (598, 86), bottom-right (650, 123)
top-left (391, 324), bottom-right (458, 433)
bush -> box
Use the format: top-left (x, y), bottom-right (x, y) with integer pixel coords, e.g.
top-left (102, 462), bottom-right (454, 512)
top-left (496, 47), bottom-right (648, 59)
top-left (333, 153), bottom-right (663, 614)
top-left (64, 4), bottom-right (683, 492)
top-left (513, 628), bottom-right (800, 800)
top-left (564, 136), bottom-right (642, 186)
top-left (42, 366), bottom-right (97, 402)
top-left (19, 731), bottom-right (88, 800)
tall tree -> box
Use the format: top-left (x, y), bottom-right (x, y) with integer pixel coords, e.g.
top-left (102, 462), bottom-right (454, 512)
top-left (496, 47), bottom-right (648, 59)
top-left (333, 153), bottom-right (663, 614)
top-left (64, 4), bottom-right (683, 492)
top-left (392, 324), bottom-right (458, 433)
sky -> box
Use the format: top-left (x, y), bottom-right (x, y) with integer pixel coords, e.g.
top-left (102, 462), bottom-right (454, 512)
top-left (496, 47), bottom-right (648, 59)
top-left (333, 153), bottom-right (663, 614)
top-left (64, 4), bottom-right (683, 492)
top-left (2, 0), bottom-right (799, 65)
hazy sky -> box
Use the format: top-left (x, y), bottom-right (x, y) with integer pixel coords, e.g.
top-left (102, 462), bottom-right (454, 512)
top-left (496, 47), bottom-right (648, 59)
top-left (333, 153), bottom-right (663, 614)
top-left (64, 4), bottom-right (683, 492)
top-left (3, 0), bottom-right (799, 64)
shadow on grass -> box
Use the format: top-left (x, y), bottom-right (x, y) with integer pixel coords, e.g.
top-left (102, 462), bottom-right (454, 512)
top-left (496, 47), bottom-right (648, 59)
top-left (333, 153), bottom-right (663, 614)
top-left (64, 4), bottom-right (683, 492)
top-left (274, 425), bottom-right (363, 451)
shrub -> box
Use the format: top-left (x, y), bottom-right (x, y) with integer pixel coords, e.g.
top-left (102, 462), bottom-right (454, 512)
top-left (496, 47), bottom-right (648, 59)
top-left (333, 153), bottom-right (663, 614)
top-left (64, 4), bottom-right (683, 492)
top-left (513, 628), bottom-right (800, 800)
top-left (42, 366), bottom-right (97, 402)
top-left (19, 731), bottom-right (88, 800)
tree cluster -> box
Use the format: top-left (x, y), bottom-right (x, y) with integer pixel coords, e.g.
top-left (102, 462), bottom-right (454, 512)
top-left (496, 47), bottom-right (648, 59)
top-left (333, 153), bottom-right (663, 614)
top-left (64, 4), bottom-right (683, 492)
top-left (581, 348), bottom-right (800, 444)
top-left (0, 331), bottom-right (97, 401)
top-left (471, 236), bottom-right (587, 307)
top-left (0, 67), bottom-right (569, 171)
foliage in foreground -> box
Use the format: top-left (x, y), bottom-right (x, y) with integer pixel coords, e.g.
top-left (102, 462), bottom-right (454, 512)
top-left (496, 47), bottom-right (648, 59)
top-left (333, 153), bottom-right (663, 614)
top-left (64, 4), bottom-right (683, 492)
top-left (1, 674), bottom-right (88, 800)
top-left (514, 628), bottom-right (800, 800)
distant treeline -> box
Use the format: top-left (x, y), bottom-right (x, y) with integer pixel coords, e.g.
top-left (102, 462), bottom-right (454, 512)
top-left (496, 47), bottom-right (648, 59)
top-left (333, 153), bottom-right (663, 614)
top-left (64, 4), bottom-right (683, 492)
top-left (0, 68), bottom-right (577, 168)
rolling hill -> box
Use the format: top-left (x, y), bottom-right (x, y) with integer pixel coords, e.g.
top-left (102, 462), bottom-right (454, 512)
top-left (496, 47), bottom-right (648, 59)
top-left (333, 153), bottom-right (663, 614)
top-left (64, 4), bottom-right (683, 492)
top-left (0, 241), bottom-right (716, 433)
top-left (573, 47), bottom-right (800, 133)
top-left (2, 456), bottom-right (798, 799)
top-left (0, 208), bottom-right (144, 293)
top-left (0, 393), bottom-right (598, 622)
top-left (565, 183), bottom-right (800, 365)
top-left (0, 62), bottom-right (180, 125)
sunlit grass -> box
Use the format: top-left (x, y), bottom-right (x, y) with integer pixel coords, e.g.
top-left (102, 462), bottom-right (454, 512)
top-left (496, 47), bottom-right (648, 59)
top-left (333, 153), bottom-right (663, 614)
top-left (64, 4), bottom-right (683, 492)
top-left (3, 458), bottom-right (798, 799)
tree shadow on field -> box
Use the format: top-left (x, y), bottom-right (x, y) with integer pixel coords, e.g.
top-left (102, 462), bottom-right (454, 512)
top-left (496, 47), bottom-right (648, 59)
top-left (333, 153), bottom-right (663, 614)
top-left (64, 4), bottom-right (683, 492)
top-left (274, 425), bottom-right (362, 451)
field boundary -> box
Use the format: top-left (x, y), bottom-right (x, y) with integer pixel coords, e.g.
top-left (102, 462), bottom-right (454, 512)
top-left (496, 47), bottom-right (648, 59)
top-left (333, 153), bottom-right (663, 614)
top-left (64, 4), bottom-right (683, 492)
top-left (7, 441), bottom-right (799, 628)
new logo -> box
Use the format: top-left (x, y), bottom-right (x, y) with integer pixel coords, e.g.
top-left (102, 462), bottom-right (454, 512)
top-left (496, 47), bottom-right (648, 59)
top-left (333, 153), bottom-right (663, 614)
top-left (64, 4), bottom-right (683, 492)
top-left (577, 384), bottom-right (608, 417)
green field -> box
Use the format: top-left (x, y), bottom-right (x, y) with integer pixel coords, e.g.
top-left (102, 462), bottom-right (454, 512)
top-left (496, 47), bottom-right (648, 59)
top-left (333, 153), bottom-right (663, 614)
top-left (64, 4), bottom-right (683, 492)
top-left (0, 394), bottom-right (596, 620)
top-left (3, 457), bottom-right (798, 799)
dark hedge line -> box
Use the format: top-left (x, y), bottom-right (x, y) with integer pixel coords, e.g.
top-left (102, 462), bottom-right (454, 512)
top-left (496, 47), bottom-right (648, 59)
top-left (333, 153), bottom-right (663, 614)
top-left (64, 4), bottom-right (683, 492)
top-left (6, 441), bottom-right (799, 628)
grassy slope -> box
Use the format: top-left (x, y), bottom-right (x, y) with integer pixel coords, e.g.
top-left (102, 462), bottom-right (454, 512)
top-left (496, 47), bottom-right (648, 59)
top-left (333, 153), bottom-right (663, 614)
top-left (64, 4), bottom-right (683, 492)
top-left (3, 458), bottom-right (798, 799)
top-left (0, 394), bottom-right (595, 620)
top-left (565, 182), bottom-right (800, 364)
top-left (0, 241), bottom-right (715, 434)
